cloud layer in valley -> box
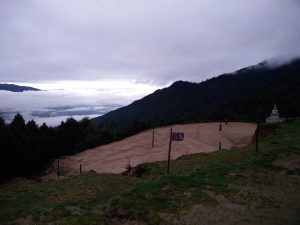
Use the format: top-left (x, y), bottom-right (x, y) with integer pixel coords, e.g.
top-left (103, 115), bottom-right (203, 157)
top-left (0, 80), bottom-right (162, 125)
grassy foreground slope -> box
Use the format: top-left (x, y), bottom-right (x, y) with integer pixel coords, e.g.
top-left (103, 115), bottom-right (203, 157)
top-left (1, 121), bottom-right (300, 225)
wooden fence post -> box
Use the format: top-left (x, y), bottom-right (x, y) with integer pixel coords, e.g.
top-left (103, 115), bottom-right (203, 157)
top-left (152, 130), bottom-right (154, 148)
top-left (219, 123), bottom-right (222, 150)
top-left (167, 128), bottom-right (172, 174)
top-left (57, 159), bottom-right (60, 180)
top-left (255, 122), bottom-right (259, 153)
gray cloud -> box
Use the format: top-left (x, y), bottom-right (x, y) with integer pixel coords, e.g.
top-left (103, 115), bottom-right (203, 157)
top-left (0, 0), bottom-right (300, 85)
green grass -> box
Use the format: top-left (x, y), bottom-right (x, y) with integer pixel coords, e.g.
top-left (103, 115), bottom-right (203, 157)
top-left (0, 173), bottom-right (137, 224)
top-left (1, 121), bottom-right (300, 224)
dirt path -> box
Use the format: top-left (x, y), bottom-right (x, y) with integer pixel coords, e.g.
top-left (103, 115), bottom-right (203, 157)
top-left (45, 122), bottom-right (256, 179)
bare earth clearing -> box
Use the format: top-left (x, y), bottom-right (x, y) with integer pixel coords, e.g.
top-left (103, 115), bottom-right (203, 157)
top-left (45, 122), bottom-right (256, 179)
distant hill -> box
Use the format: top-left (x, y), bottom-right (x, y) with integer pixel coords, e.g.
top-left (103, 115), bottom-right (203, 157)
top-left (0, 83), bottom-right (41, 92)
top-left (92, 58), bottom-right (300, 128)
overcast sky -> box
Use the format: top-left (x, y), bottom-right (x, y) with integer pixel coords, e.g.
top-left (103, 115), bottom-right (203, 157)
top-left (1, 0), bottom-right (300, 85)
top-left (0, 0), bottom-right (300, 125)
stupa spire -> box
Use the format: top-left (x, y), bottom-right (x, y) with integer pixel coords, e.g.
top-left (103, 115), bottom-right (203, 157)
top-left (266, 104), bottom-right (284, 124)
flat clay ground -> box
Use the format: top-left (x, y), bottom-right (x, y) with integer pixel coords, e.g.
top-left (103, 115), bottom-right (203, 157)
top-left (46, 122), bottom-right (256, 179)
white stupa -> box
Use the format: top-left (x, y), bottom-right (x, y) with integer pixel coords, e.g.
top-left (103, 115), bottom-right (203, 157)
top-left (266, 104), bottom-right (285, 124)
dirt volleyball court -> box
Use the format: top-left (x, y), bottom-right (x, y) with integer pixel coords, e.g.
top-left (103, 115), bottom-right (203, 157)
top-left (46, 122), bottom-right (257, 179)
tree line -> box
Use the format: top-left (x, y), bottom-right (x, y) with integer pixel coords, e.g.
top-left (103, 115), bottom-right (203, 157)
top-left (0, 114), bottom-right (152, 183)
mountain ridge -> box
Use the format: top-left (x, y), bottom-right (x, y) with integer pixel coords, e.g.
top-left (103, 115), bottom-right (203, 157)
top-left (92, 58), bottom-right (300, 128)
top-left (0, 83), bottom-right (41, 92)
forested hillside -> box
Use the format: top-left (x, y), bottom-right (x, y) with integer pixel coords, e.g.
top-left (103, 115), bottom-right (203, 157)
top-left (0, 115), bottom-right (101, 182)
top-left (92, 58), bottom-right (300, 128)
top-left (0, 114), bottom-right (151, 183)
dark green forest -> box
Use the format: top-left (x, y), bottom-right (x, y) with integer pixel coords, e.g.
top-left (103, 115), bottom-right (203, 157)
top-left (0, 115), bottom-right (93, 182)
top-left (0, 114), bottom-right (151, 183)
top-left (92, 58), bottom-right (300, 128)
